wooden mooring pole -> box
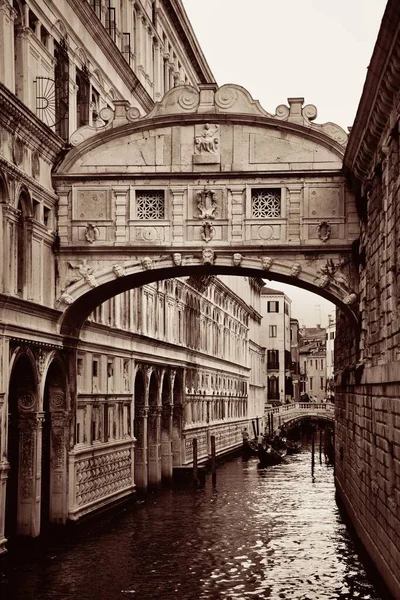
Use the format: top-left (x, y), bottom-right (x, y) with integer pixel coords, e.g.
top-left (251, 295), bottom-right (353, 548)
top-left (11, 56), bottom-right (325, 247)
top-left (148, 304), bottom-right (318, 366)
top-left (193, 438), bottom-right (198, 487)
top-left (311, 430), bottom-right (315, 478)
top-left (211, 435), bottom-right (216, 486)
top-left (319, 428), bottom-right (323, 464)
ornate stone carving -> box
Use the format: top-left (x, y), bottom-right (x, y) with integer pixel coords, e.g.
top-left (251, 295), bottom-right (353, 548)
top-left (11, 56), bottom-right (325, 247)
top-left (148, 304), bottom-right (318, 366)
top-left (18, 393), bottom-right (36, 411)
top-left (317, 220), bottom-right (331, 242)
top-left (343, 293), bottom-right (357, 305)
top-left (50, 393), bottom-right (65, 409)
top-left (35, 348), bottom-right (48, 375)
top-left (261, 256), bottom-right (273, 271)
top-left (58, 293), bottom-right (74, 305)
top-left (113, 264), bottom-right (126, 277)
top-left (232, 253), bottom-right (243, 267)
top-left (291, 263), bottom-right (302, 277)
top-left (85, 223), bottom-right (100, 243)
top-left (314, 259), bottom-right (351, 292)
top-left (194, 124), bottom-right (219, 154)
top-left (12, 136), bottom-right (24, 165)
top-left (201, 248), bottom-right (215, 265)
top-left (187, 275), bottom-right (214, 293)
top-left (172, 252), bottom-right (182, 266)
top-left (63, 259), bottom-right (97, 290)
top-left (75, 449), bottom-right (132, 507)
top-left (31, 151), bottom-right (40, 179)
top-left (196, 188), bottom-right (217, 220)
top-left (141, 256), bottom-right (153, 270)
top-left (201, 221), bottom-right (215, 242)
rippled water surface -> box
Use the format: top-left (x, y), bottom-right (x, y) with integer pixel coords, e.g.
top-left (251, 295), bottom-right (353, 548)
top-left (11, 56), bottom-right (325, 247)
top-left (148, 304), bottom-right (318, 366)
top-left (0, 451), bottom-right (389, 599)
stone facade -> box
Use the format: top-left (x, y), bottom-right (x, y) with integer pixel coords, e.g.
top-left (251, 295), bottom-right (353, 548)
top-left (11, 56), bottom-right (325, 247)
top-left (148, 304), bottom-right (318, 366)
top-left (336, 2), bottom-right (400, 597)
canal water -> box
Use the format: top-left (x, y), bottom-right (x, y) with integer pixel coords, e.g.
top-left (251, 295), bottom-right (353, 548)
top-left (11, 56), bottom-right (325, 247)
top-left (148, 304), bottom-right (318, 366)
top-left (0, 449), bottom-right (390, 600)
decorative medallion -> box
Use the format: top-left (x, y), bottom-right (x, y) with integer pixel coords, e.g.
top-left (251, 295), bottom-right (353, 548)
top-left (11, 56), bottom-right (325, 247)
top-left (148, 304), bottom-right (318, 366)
top-left (12, 136), bottom-right (24, 166)
top-left (317, 220), bottom-right (331, 242)
top-left (85, 223), bottom-right (100, 243)
top-left (201, 221), bottom-right (215, 242)
top-left (196, 188), bottom-right (217, 220)
top-left (31, 151), bottom-right (40, 179)
top-left (18, 393), bottom-right (35, 411)
top-left (50, 393), bottom-right (65, 409)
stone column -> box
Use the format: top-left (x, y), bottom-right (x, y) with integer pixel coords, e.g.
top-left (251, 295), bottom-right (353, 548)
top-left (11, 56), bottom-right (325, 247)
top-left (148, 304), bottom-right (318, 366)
top-left (147, 406), bottom-right (162, 488)
top-left (161, 384), bottom-right (174, 482)
top-left (172, 404), bottom-right (183, 466)
top-left (18, 412), bottom-right (44, 537)
top-left (50, 411), bottom-right (69, 524)
top-left (0, 0), bottom-right (16, 92)
top-left (0, 331), bottom-right (9, 554)
top-left (153, 40), bottom-right (161, 101)
top-left (134, 407), bottom-right (148, 490)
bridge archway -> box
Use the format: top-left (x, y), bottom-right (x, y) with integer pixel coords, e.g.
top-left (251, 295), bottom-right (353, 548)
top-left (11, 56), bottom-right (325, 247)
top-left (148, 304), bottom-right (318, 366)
top-left (53, 83), bottom-right (360, 343)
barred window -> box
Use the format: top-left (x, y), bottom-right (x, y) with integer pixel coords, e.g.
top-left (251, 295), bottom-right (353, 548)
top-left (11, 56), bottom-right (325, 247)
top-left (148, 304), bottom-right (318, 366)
top-left (251, 188), bottom-right (281, 218)
top-left (136, 190), bottom-right (165, 219)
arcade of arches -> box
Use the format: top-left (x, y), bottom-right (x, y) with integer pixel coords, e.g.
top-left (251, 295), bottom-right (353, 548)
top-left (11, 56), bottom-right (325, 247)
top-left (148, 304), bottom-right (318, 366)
top-left (0, 10), bottom-right (400, 598)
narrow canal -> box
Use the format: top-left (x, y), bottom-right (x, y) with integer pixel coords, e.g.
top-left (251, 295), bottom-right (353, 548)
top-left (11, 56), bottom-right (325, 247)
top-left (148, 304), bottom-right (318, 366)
top-left (0, 449), bottom-right (390, 600)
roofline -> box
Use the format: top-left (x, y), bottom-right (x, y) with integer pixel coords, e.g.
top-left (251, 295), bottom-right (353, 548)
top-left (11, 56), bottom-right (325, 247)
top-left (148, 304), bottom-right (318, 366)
top-left (163, 0), bottom-right (216, 84)
top-left (343, 0), bottom-right (400, 181)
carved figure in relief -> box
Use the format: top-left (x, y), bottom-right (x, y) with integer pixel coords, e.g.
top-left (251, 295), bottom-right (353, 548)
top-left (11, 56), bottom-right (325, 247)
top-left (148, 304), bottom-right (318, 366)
top-left (196, 188), bottom-right (217, 220)
top-left (58, 293), bottom-right (74, 305)
top-left (261, 256), bottom-right (273, 271)
top-left (291, 263), bottom-right (302, 278)
top-left (85, 223), bottom-right (100, 243)
top-left (172, 252), bottom-right (182, 266)
top-left (63, 259), bottom-right (97, 290)
top-left (141, 256), bottom-right (153, 270)
top-left (232, 253), bottom-right (243, 267)
top-left (195, 123), bottom-right (219, 154)
top-left (314, 259), bottom-right (350, 292)
top-left (201, 248), bottom-right (215, 265)
top-left (201, 221), bottom-right (215, 242)
top-left (113, 264), bottom-right (126, 277)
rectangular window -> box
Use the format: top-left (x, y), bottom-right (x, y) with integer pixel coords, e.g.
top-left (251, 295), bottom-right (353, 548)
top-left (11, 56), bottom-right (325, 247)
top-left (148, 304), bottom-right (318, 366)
top-left (330, 331), bottom-right (335, 339)
top-left (284, 303), bottom-right (289, 315)
top-left (251, 188), bottom-right (281, 218)
top-left (54, 39), bottom-right (70, 140)
top-left (92, 359), bottom-right (98, 377)
top-left (310, 359), bottom-right (312, 367)
top-left (320, 377), bottom-right (324, 390)
top-left (136, 190), bottom-right (165, 219)
top-left (76, 66), bottom-right (90, 128)
top-left (321, 359), bottom-right (324, 370)
top-left (267, 301), bottom-right (279, 313)
top-left (309, 377), bottom-right (313, 390)
top-left (269, 325), bottom-right (277, 338)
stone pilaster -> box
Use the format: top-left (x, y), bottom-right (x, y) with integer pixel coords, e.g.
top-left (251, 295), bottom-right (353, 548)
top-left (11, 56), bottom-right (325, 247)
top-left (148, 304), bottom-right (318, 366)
top-left (134, 406), bottom-right (148, 489)
top-left (170, 187), bottom-right (185, 243)
top-left (114, 186), bottom-right (129, 242)
top-left (14, 25), bottom-right (31, 105)
top-left (0, 0), bottom-right (16, 92)
top-left (161, 402), bottom-right (173, 482)
top-left (50, 411), bottom-right (69, 523)
top-left (229, 186), bottom-right (245, 242)
top-left (147, 405), bottom-right (162, 487)
top-left (287, 184), bottom-right (302, 243)
top-left (18, 412), bottom-right (44, 537)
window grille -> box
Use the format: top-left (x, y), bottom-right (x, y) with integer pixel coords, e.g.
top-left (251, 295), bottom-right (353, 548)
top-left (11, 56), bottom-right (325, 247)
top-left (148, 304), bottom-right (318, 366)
top-left (251, 188), bottom-right (281, 218)
top-left (136, 191), bottom-right (165, 219)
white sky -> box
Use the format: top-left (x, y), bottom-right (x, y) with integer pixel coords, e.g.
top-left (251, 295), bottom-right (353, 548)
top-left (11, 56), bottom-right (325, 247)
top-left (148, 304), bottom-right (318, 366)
top-left (182, 0), bottom-right (387, 328)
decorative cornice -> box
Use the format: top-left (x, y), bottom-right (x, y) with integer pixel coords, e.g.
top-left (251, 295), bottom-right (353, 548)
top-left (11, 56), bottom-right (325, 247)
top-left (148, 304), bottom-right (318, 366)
top-left (343, 0), bottom-right (400, 182)
top-left (0, 156), bottom-right (58, 202)
top-left (161, 0), bottom-right (215, 84)
top-left (0, 82), bottom-right (64, 161)
top-left (66, 0), bottom-right (154, 113)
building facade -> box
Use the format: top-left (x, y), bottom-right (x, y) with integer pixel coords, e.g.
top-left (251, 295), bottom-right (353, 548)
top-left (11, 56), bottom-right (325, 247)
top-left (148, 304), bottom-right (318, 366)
top-left (0, 0), bottom-right (265, 552)
top-left (325, 314), bottom-right (335, 400)
top-left (260, 287), bottom-right (293, 406)
top-left (299, 326), bottom-right (326, 402)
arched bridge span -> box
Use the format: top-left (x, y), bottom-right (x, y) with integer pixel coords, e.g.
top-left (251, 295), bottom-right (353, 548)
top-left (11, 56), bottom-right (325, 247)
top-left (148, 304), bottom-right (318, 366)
top-left (53, 83), bottom-right (360, 340)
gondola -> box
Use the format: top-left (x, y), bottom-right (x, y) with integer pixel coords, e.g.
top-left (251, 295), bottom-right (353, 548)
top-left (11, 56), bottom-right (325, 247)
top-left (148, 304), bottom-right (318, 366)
top-left (258, 444), bottom-right (287, 467)
top-left (285, 440), bottom-right (302, 455)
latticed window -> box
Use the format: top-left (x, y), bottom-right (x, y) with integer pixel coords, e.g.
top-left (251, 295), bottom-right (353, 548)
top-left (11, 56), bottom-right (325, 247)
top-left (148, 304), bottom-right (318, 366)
top-left (136, 190), bottom-right (165, 219)
top-left (251, 188), bottom-right (281, 218)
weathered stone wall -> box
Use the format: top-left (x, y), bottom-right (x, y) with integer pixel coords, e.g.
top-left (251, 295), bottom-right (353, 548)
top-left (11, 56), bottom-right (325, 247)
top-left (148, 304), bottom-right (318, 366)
top-left (336, 26), bottom-right (400, 595)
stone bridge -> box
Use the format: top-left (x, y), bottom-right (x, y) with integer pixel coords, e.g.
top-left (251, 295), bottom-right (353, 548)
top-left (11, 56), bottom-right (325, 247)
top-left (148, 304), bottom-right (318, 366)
top-left (266, 402), bottom-right (334, 430)
top-left (53, 83), bottom-right (360, 339)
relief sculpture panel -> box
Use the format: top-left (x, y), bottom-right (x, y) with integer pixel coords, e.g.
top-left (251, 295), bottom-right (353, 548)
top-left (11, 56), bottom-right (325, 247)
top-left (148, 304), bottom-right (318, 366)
top-left (73, 189), bottom-right (111, 221)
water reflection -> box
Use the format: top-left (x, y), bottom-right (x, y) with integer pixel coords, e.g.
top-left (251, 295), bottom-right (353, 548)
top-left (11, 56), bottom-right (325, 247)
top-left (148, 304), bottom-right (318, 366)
top-left (0, 450), bottom-right (388, 600)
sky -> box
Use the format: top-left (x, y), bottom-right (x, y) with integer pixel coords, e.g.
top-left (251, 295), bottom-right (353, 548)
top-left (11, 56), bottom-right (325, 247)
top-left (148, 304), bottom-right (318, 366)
top-left (182, 0), bottom-right (387, 328)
